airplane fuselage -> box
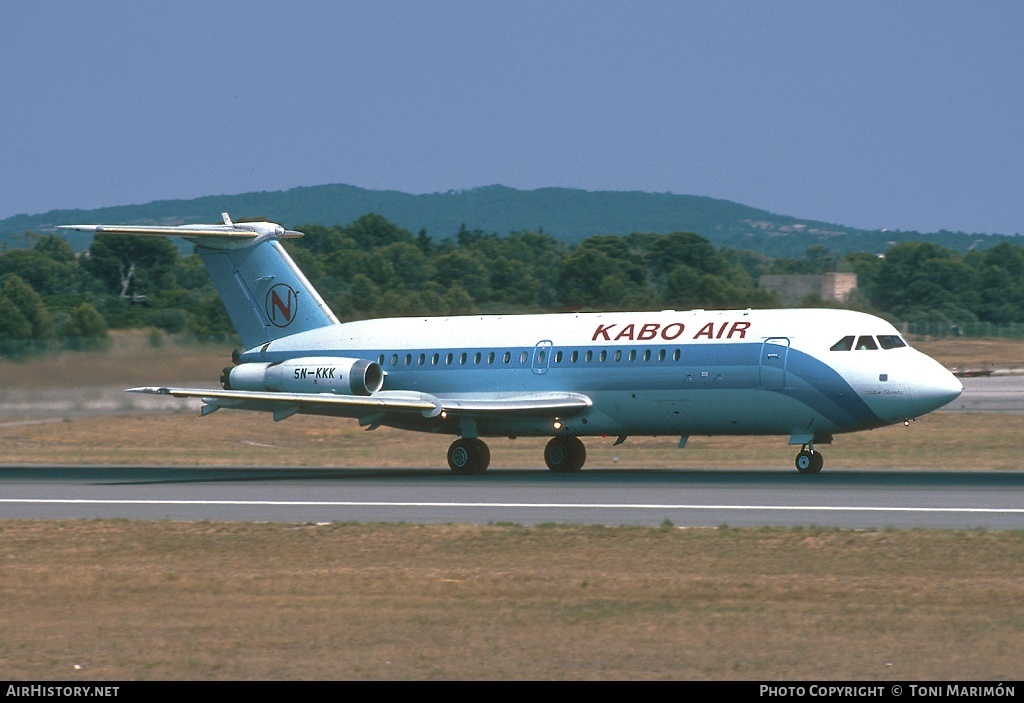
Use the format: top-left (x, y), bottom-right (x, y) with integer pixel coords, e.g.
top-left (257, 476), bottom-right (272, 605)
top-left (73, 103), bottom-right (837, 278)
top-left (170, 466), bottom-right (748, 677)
top-left (237, 307), bottom-right (960, 442)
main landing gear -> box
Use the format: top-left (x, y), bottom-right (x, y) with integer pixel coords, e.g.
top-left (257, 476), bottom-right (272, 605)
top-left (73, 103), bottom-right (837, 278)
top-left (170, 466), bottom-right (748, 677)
top-left (447, 437), bottom-right (491, 475)
top-left (795, 445), bottom-right (824, 474)
top-left (446, 436), bottom-right (588, 474)
top-left (543, 436), bottom-right (586, 473)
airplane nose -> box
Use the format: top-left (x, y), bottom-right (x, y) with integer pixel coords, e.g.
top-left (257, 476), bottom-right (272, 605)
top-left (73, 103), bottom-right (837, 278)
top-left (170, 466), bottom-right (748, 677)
top-left (908, 364), bottom-right (963, 416)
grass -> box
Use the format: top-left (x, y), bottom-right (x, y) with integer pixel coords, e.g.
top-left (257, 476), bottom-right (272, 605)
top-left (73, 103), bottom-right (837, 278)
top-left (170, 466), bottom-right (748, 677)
top-left (1, 521), bottom-right (1022, 680)
top-left (0, 331), bottom-right (1022, 680)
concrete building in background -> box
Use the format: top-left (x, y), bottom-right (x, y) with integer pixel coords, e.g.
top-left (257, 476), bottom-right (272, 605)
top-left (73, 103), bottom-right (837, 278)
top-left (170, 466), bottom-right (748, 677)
top-left (758, 273), bottom-right (858, 306)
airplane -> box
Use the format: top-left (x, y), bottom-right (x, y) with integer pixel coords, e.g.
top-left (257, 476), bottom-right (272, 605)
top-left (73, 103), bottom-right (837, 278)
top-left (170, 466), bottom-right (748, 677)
top-left (60, 214), bottom-right (963, 475)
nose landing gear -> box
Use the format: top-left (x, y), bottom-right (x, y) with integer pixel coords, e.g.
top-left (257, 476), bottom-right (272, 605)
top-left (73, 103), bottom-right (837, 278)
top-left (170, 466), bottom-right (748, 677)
top-left (795, 445), bottom-right (824, 474)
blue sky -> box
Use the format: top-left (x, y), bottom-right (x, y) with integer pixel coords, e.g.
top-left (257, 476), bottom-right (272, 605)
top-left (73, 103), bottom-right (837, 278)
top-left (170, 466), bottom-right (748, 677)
top-left (2, 1), bottom-right (1022, 235)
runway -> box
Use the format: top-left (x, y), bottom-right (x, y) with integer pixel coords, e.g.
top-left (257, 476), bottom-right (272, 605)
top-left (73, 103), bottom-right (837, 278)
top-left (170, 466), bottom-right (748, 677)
top-left (2, 465), bottom-right (1022, 529)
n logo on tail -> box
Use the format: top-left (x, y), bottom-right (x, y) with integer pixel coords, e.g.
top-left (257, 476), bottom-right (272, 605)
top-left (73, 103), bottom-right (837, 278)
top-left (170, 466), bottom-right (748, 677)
top-left (266, 284), bottom-right (298, 328)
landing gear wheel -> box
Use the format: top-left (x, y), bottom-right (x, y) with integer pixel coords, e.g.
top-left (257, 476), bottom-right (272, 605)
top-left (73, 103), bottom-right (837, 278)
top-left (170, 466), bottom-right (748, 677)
top-left (447, 438), bottom-right (490, 475)
top-left (544, 436), bottom-right (587, 472)
top-left (795, 449), bottom-right (824, 474)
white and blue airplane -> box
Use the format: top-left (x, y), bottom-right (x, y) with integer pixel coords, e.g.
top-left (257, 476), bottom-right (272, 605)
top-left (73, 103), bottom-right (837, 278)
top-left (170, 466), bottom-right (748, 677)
top-left (61, 215), bottom-right (963, 474)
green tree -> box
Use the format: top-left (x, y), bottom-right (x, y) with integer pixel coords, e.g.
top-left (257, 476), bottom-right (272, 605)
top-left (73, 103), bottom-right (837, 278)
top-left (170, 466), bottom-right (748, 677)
top-left (432, 250), bottom-right (491, 302)
top-left (83, 233), bottom-right (178, 300)
top-left (60, 302), bottom-right (109, 350)
top-left (647, 231), bottom-right (725, 277)
top-left (871, 242), bottom-right (976, 315)
top-left (0, 294), bottom-right (33, 354)
top-left (1, 275), bottom-right (53, 342)
top-left (344, 213), bottom-right (415, 250)
top-left (0, 248), bottom-right (74, 297)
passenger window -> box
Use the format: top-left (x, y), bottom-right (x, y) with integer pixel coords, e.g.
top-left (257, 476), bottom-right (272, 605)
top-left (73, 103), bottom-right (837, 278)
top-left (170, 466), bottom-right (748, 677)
top-left (855, 336), bottom-right (878, 350)
top-left (503, 351), bottom-right (511, 364)
top-left (599, 350), bottom-right (607, 362)
top-left (643, 350), bottom-right (651, 362)
top-left (571, 350), bottom-right (579, 363)
top-left (554, 351), bottom-right (562, 363)
top-left (585, 351), bottom-right (593, 363)
top-left (391, 354), bottom-right (399, 366)
top-left (877, 335), bottom-right (906, 349)
top-left (487, 352), bottom-right (495, 364)
top-left (404, 354), bottom-right (412, 366)
top-left (613, 350), bottom-right (622, 362)
top-left (459, 353), bottom-right (466, 364)
top-left (673, 349), bottom-right (681, 362)
top-left (628, 350), bottom-right (636, 362)
top-left (446, 353), bottom-right (453, 365)
top-left (830, 336), bottom-right (854, 351)
top-left (474, 352), bottom-right (481, 364)
top-left (520, 351), bottom-right (528, 364)
top-left (431, 353), bottom-right (439, 365)
top-left (658, 349), bottom-right (666, 362)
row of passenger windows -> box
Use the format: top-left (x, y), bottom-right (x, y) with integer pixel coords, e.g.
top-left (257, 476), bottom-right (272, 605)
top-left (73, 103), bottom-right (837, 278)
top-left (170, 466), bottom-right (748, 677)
top-left (377, 347), bottom-right (685, 368)
top-left (830, 335), bottom-right (907, 351)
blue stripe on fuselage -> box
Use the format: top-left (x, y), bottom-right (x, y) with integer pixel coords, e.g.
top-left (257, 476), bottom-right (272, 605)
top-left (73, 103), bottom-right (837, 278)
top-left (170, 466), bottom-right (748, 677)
top-left (253, 341), bottom-right (884, 431)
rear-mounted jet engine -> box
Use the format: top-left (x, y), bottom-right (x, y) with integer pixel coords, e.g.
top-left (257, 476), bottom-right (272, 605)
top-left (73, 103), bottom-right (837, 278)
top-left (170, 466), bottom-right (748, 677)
top-left (222, 357), bottom-right (384, 396)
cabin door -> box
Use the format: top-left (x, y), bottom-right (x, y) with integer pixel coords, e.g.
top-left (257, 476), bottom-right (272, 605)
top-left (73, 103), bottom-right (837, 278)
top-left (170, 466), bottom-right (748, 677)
top-left (532, 340), bottom-right (553, 375)
top-left (760, 337), bottom-right (790, 390)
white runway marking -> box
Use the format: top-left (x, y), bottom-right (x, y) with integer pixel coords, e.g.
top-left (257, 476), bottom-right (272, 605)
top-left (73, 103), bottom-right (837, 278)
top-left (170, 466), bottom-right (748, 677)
top-left (2, 499), bottom-right (1022, 514)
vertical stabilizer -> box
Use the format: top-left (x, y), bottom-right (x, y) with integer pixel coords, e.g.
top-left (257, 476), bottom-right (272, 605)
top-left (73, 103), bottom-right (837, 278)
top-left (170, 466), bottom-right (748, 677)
top-left (197, 238), bottom-right (339, 349)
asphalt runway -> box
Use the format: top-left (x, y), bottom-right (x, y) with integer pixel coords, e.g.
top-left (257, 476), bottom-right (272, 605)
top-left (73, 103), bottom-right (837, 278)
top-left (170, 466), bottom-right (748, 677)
top-left (2, 465), bottom-right (1023, 529)
top-left (945, 374), bottom-right (1024, 412)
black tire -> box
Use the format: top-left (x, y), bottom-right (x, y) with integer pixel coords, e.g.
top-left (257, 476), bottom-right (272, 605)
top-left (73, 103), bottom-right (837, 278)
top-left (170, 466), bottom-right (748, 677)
top-left (544, 436), bottom-right (586, 472)
top-left (795, 449), bottom-right (823, 474)
top-left (447, 438), bottom-right (490, 475)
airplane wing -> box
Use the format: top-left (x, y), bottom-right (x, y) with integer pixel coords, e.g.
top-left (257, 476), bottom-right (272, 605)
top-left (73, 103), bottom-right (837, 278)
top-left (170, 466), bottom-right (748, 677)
top-left (127, 386), bottom-right (592, 422)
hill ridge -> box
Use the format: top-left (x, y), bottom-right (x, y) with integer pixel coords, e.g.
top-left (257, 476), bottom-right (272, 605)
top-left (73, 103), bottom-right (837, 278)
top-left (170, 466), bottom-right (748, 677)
top-left (1, 183), bottom-right (1015, 257)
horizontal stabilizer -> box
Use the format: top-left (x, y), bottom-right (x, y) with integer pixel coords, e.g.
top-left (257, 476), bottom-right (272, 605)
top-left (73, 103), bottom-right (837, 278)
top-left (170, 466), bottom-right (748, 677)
top-left (59, 218), bottom-right (303, 246)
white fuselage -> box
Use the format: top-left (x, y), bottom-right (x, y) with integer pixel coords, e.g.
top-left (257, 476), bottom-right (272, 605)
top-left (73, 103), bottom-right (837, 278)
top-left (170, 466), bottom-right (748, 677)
top-left (237, 308), bottom-right (962, 440)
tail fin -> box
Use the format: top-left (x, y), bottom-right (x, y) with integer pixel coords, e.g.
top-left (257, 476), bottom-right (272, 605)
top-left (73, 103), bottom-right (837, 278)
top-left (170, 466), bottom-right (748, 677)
top-left (60, 215), bottom-right (339, 349)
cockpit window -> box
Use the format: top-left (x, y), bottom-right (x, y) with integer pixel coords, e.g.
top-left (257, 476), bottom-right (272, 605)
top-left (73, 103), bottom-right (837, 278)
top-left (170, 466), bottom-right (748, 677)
top-left (833, 334), bottom-right (908, 351)
top-left (877, 335), bottom-right (907, 349)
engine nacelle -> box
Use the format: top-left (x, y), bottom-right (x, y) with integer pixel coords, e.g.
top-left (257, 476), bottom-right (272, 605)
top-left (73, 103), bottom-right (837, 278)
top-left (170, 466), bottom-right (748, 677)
top-left (223, 356), bottom-right (384, 396)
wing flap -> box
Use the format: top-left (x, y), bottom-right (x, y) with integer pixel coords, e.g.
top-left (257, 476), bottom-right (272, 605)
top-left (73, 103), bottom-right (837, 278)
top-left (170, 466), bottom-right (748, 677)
top-left (437, 392), bottom-right (592, 416)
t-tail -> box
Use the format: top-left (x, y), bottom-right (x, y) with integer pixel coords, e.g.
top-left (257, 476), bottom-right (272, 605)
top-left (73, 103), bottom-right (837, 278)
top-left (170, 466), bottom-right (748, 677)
top-left (61, 214), bottom-right (339, 349)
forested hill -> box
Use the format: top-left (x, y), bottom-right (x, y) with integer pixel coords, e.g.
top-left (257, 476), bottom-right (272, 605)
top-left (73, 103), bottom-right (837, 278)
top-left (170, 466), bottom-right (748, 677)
top-left (1, 183), bottom-right (1017, 257)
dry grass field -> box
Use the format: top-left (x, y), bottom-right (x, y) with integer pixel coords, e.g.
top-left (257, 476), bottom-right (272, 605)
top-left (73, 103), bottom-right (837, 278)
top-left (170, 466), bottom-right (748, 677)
top-left (1, 521), bottom-right (1022, 681)
top-left (1, 331), bottom-right (1022, 681)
